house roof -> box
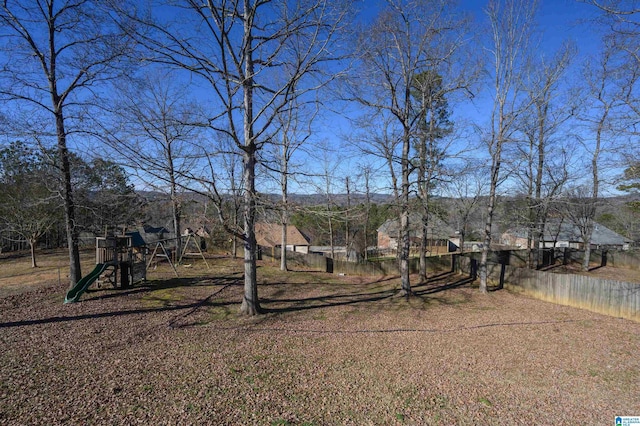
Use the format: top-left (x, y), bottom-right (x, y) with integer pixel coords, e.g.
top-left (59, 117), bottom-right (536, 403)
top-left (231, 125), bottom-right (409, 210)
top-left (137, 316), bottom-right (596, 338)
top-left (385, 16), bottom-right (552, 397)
top-left (545, 221), bottom-right (631, 246)
top-left (378, 212), bottom-right (455, 240)
top-left (254, 222), bottom-right (309, 247)
top-left (504, 220), bottom-right (631, 246)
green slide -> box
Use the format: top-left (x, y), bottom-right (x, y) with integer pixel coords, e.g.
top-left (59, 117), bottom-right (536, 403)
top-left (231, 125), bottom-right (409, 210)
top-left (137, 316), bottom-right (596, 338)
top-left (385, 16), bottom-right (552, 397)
top-left (64, 263), bottom-right (111, 304)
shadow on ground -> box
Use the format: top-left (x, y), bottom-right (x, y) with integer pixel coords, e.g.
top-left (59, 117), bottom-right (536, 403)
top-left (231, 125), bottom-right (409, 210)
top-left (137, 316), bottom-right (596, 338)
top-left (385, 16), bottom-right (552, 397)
top-left (261, 272), bottom-right (474, 314)
top-left (0, 272), bottom-right (243, 329)
top-left (1, 270), bottom-right (476, 329)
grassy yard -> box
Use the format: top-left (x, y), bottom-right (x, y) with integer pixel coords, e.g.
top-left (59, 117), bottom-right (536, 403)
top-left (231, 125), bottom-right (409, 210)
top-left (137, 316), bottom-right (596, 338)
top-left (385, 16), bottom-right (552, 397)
top-left (1, 250), bottom-right (639, 425)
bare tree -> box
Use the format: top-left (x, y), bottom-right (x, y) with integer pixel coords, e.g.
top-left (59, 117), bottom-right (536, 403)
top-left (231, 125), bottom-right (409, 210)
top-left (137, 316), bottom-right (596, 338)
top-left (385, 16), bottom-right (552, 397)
top-left (479, 0), bottom-right (537, 293)
top-left (198, 132), bottom-right (245, 258)
top-left (350, 117), bottom-right (403, 263)
top-left (123, 0), bottom-right (350, 314)
top-left (444, 164), bottom-right (487, 255)
top-left (0, 0), bottom-right (132, 288)
top-left (220, 140), bottom-right (245, 259)
top-left (359, 164), bottom-right (374, 261)
top-left (574, 40), bottom-right (626, 270)
top-left (585, 1), bottom-right (640, 163)
top-left (319, 143), bottom-right (340, 261)
top-left (270, 98), bottom-right (316, 271)
top-left (411, 71), bottom-right (453, 282)
top-left (351, 0), bottom-right (470, 296)
top-left (107, 71), bottom-right (200, 259)
top-left (514, 43), bottom-right (575, 268)
top-left (560, 185), bottom-right (599, 263)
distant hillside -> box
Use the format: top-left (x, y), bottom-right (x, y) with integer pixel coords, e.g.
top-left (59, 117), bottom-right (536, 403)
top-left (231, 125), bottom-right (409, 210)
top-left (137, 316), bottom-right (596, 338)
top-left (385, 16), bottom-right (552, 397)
top-left (138, 190), bottom-right (396, 207)
top-left (274, 193), bottom-right (396, 207)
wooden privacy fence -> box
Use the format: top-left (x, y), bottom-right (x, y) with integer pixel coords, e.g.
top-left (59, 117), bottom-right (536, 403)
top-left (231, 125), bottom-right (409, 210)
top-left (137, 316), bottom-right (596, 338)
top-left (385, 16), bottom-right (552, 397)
top-left (259, 245), bottom-right (454, 276)
top-left (260, 246), bottom-right (640, 322)
top-left (604, 250), bottom-right (640, 271)
top-left (457, 256), bottom-right (640, 322)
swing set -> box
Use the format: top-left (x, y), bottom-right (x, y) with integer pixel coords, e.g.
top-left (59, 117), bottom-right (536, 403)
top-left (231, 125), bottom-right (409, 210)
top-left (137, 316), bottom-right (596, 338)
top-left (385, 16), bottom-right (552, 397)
top-left (146, 230), bottom-right (210, 276)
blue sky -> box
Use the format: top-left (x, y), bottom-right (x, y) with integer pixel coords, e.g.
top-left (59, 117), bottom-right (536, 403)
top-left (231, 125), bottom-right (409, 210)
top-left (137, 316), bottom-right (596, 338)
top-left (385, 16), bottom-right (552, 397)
top-left (300, 0), bottom-right (619, 196)
top-left (119, 1), bottom-right (629, 197)
top-left (0, 0), bottom-right (626, 197)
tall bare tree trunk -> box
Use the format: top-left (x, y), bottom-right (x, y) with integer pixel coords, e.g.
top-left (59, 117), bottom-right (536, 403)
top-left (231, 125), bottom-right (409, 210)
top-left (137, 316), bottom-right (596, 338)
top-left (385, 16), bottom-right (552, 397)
top-left (280, 192), bottom-right (288, 272)
top-left (29, 237), bottom-right (38, 268)
top-left (345, 177), bottom-right (350, 260)
top-left (280, 136), bottom-right (289, 271)
top-left (54, 107), bottom-right (82, 288)
top-left (479, 0), bottom-right (537, 293)
top-left (240, 4), bottom-right (261, 315)
top-left (399, 126), bottom-right (411, 296)
top-left (241, 146), bottom-right (260, 315)
top-left (582, 131), bottom-right (601, 272)
top-left (419, 220), bottom-right (428, 282)
top-left (168, 154), bottom-right (182, 262)
top-left (479, 152), bottom-right (501, 294)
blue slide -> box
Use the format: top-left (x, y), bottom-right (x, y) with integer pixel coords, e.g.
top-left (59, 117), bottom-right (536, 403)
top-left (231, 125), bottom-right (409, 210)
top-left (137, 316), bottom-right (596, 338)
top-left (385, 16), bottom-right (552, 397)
top-left (64, 263), bottom-right (111, 304)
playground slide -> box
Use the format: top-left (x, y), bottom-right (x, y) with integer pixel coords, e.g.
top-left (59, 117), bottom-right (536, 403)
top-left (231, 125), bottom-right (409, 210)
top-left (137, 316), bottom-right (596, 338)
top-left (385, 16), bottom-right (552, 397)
top-left (64, 263), bottom-right (110, 304)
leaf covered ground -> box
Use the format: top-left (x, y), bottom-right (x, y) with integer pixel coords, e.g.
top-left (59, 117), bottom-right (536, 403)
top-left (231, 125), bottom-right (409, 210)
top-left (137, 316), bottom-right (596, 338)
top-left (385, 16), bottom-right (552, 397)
top-left (1, 254), bottom-right (639, 425)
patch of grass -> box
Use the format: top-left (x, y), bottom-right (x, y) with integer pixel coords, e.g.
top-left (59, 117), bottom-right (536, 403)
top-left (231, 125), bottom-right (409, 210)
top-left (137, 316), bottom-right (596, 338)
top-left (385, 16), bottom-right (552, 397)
top-left (140, 287), bottom-right (182, 307)
top-left (428, 394), bottom-right (449, 409)
top-left (598, 367), bottom-right (639, 385)
top-left (475, 305), bottom-right (497, 311)
top-left (478, 397), bottom-right (492, 407)
top-left (580, 320), bottom-right (594, 328)
top-left (205, 305), bottom-right (233, 321)
top-left (0, 248), bottom-right (95, 296)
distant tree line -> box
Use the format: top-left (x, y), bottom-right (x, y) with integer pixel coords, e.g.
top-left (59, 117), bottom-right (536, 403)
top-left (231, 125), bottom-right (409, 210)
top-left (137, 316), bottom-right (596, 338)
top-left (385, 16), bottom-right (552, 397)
top-left (0, 141), bottom-right (143, 266)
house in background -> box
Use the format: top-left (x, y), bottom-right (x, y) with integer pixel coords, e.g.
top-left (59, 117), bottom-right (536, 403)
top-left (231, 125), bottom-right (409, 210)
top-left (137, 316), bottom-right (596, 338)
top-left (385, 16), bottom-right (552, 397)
top-left (182, 225), bottom-right (211, 239)
top-left (501, 220), bottom-right (632, 250)
top-left (254, 222), bottom-right (310, 254)
top-left (377, 213), bottom-right (456, 253)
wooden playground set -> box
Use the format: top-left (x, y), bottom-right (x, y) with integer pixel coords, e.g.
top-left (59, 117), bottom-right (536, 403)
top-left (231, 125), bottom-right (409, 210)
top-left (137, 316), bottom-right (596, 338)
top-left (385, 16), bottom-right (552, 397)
top-left (64, 230), bottom-right (208, 303)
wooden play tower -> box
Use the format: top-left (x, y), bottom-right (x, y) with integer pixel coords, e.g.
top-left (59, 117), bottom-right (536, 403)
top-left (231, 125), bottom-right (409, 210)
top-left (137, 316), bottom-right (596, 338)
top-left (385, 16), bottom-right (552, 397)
top-left (95, 235), bottom-right (146, 288)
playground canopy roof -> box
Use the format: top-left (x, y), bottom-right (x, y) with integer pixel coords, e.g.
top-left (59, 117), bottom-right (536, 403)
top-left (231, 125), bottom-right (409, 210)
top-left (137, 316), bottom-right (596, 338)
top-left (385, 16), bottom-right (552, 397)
top-left (126, 231), bottom-right (147, 247)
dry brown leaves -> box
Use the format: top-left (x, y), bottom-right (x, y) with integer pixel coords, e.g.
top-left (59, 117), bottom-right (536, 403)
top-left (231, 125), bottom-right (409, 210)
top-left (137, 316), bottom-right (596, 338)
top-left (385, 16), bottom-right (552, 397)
top-left (1, 257), bottom-right (639, 425)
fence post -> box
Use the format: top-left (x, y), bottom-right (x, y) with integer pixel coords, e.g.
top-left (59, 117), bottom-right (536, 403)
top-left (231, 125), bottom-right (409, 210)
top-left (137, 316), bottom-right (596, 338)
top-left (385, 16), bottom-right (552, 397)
top-left (470, 259), bottom-right (477, 280)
